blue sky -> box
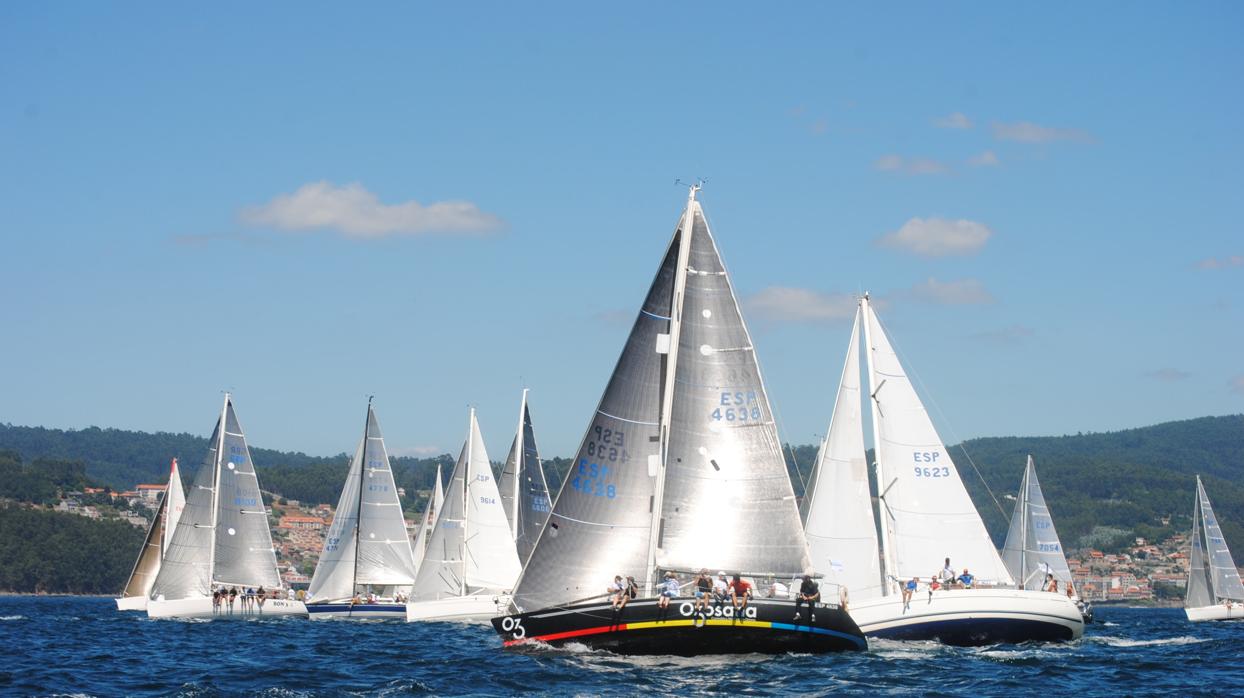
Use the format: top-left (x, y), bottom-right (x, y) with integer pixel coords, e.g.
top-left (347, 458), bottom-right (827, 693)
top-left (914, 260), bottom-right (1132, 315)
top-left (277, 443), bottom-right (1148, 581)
top-left (2, 3), bottom-right (1240, 463)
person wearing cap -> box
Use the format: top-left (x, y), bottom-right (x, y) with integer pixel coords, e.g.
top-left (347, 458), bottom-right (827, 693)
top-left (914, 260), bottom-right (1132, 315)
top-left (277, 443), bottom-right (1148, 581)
top-left (607, 575), bottom-right (626, 610)
top-left (712, 571), bottom-right (730, 606)
top-left (794, 574), bottom-right (820, 623)
top-left (728, 573), bottom-right (752, 613)
top-left (658, 572), bottom-right (680, 611)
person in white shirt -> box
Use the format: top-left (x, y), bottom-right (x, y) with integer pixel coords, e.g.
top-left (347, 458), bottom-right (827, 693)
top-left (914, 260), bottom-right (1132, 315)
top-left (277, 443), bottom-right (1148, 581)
top-left (608, 575), bottom-right (626, 610)
top-left (658, 572), bottom-right (680, 611)
top-left (769, 579), bottom-right (789, 599)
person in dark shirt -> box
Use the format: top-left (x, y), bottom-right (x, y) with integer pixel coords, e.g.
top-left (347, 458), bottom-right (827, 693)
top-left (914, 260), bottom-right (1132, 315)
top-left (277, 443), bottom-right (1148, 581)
top-left (794, 574), bottom-right (820, 623)
top-left (693, 569), bottom-right (713, 615)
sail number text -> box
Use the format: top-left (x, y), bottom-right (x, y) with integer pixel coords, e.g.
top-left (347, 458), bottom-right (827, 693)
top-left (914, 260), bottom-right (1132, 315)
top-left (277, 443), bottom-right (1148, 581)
top-left (571, 459), bottom-right (616, 499)
top-left (585, 425), bottom-right (629, 463)
top-left (711, 390), bottom-right (761, 422)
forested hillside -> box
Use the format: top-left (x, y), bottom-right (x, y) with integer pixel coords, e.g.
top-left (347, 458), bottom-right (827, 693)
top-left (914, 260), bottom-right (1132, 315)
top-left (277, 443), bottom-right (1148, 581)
top-left (3, 415), bottom-right (1242, 554)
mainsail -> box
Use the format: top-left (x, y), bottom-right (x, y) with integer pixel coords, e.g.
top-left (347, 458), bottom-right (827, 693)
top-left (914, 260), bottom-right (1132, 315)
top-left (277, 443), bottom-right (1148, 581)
top-left (498, 390), bottom-right (552, 566)
top-left (307, 403), bottom-right (418, 602)
top-left (121, 458), bottom-right (186, 599)
top-left (411, 464), bottom-right (444, 576)
top-left (861, 296), bottom-right (1013, 590)
top-left (803, 308), bottom-right (882, 599)
top-left (411, 410), bottom-right (520, 600)
top-left (150, 396), bottom-right (281, 600)
top-left (1187, 476), bottom-right (1244, 606)
top-left (1001, 456), bottom-right (1072, 590)
top-left (512, 187), bottom-right (809, 612)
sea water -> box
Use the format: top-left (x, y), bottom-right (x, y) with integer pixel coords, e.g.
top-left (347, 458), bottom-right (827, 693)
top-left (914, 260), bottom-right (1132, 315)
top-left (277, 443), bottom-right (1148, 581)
top-left (1, 597), bottom-right (1239, 696)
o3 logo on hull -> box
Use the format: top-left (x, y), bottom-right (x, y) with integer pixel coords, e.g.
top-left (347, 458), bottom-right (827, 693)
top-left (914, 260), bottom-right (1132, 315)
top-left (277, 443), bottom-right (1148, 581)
top-left (500, 615), bottom-right (525, 638)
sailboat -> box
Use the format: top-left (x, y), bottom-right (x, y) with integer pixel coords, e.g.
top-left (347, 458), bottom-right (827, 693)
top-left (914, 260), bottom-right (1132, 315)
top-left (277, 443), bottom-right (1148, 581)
top-left (803, 296), bottom-right (1082, 644)
top-left (405, 408), bottom-right (522, 621)
top-left (306, 400), bottom-right (419, 619)
top-left (147, 395), bottom-right (307, 619)
top-left (410, 463), bottom-right (444, 577)
top-left (491, 186), bottom-right (865, 655)
top-left (1185, 475), bottom-right (1244, 622)
top-left (498, 389), bottom-right (552, 566)
top-left (1001, 455), bottom-right (1092, 622)
top-left (115, 458), bottom-right (186, 610)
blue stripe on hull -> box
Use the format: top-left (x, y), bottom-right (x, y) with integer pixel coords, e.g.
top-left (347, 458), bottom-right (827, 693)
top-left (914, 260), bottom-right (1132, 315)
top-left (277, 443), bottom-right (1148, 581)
top-left (867, 616), bottom-right (1075, 645)
top-left (306, 603), bottom-right (405, 618)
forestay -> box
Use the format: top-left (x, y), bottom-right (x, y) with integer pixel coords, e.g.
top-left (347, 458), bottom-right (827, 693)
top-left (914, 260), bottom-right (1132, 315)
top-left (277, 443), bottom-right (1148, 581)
top-left (1001, 456), bottom-right (1072, 590)
top-left (803, 308), bottom-right (882, 599)
top-left (658, 200), bottom-right (811, 576)
top-left (862, 298), bottom-right (1013, 588)
top-left (411, 410), bottom-right (520, 600)
top-left (510, 231), bottom-right (678, 612)
top-left (498, 391), bottom-right (552, 566)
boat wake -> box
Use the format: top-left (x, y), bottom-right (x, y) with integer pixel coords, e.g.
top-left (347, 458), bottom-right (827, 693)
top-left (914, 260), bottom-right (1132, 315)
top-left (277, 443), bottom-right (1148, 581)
top-left (1089, 635), bottom-right (1207, 648)
top-left (0, 615), bottom-right (25, 621)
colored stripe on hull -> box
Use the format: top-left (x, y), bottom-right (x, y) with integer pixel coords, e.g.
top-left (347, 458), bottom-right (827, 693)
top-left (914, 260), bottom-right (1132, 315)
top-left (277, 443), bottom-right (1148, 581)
top-left (505, 617), bottom-right (866, 649)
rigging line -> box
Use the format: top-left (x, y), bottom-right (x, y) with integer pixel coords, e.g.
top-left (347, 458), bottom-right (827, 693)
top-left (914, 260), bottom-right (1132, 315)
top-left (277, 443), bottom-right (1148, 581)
top-left (767, 394), bottom-right (808, 494)
top-left (875, 312), bottom-right (1009, 521)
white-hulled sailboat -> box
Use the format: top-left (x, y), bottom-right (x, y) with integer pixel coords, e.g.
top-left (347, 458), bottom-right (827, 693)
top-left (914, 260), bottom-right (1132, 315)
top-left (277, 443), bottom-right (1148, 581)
top-left (306, 400), bottom-right (419, 619)
top-left (147, 395), bottom-right (306, 619)
top-left (1185, 475), bottom-right (1244, 622)
top-left (498, 389), bottom-right (552, 567)
top-left (804, 297), bottom-right (1082, 644)
top-left (116, 458), bottom-right (186, 610)
top-left (491, 186), bottom-right (865, 655)
top-left (1001, 455), bottom-right (1092, 622)
top-left (405, 409), bottom-right (521, 622)
top-left (410, 464), bottom-right (444, 577)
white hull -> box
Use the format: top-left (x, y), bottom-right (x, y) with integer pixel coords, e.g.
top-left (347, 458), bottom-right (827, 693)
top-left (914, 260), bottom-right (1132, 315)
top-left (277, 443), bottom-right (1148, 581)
top-left (147, 596), bottom-right (308, 619)
top-left (115, 595), bottom-right (148, 611)
top-left (1185, 603), bottom-right (1244, 622)
top-left (849, 588), bottom-right (1084, 644)
top-left (405, 593), bottom-right (511, 622)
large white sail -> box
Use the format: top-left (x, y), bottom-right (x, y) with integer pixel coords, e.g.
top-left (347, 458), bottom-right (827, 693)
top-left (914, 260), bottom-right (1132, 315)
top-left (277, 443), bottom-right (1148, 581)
top-left (1188, 476), bottom-right (1244, 605)
top-left (804, 308), bottom-right (882, 599)
top-left (410, 464), bottom-right (443, 576)
top-left (150, 396), bottom-right (282, 600)
top-left (656, 195), bottom-right (811, 577)
top-left (411, 410), bottom-right (520, 600)
top-left (121, 459), bottom-right (185, 600)
top-left (861, 297), bottom-right (1013, 589)
top-left (498, 390), bottom-right (552, 566)
top-left (511, 232), bottom-right (676, 612)
top-left (162, 459), bottom-right (186, 556)
top-left (308, 404), bottom-right (418, 603)
top-left (1001, 456), bottom-right (1072, 590)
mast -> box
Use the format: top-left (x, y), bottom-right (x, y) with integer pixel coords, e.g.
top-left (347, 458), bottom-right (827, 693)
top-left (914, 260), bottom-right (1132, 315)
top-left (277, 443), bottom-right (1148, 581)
top-left (207, 393), bottom-right (228, 588)
top-left (511, 390), bottom-right (527, 541)
top-left (645, 183), bottom-right (698, 589)
top-left (1020, 457), bottom-right (1030, 589)
top-left (351, 398), bottom-right (373, 598)
top-left (860, 295), bottom-right (895, 596)
top-left (462, 409), bottom-right (474, 597)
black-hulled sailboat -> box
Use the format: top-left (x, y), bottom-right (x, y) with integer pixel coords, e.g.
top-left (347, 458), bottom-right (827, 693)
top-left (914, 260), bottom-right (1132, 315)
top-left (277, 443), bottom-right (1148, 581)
top-left (491, 185), bottom-right (865, 655)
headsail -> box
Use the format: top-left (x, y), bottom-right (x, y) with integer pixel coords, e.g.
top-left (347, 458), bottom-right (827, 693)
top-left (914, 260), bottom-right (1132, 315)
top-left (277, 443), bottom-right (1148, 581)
top-left (1192, 476), bottom-right (1244, 604)
top-left (162, 459), bottom-right (186, 557)
top-left (212, 399), bottom-right (282, 588)
top-left (511, 220), bottom-right (678, 612)
top-left (656, 195), bottom-right (811, 577)
top-left (499, 390), bottom-right (552, 566)
top-left (1001, 456), bottom-right (1072, 590)
top-left (861, 297), bottom-right (1013, 589)
top-left (411, 464), bottom-right (444, 576)
top-left (411, 410), bottom-right (519, 600)
top-left (121, 459), bottom-right (184, 599)
top-left (803, 307), bottom-right (882, 599)
top-left (308, 404), bottom-right (418, 602)
top-left (150, 418), bottom-right (223, 599)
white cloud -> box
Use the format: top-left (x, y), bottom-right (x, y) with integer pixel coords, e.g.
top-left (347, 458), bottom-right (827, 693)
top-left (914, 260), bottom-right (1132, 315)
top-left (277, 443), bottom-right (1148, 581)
top-left (389, 445), bottom-right (444, 458)
top-left (935, 112), bottom-right (973, 129)
top-left (1144, 368), bottom-right (1191, 382)
top-left (968, 150), bottom-right (1000, 167)
top-left (1231, 376), bottom-right (1244, 395)
top-left (877, 217), bottom-right (993, 257)
top-left (746, 287), bottom-right (858, 324)
top-left (873, 155), bottom-right (949, 175)
top-left (240, 181), bottom-right (504, 238)
top-left (1196, 255), bottom-right (1243, 270)
top-left (972, 325), bottom-right (1034, 344)
top-left (992, 121), bottom-right (1094, 143)
top-left (905, 278), bottom-right (994, 305)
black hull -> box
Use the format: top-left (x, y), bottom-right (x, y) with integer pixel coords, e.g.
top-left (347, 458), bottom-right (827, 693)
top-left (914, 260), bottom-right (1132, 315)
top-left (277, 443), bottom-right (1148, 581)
top-left (492, 598), bottom-right (866, 656)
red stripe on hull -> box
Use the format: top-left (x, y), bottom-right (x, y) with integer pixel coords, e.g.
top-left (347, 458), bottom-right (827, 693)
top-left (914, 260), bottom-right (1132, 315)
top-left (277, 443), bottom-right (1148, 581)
top-left (504, 623), bottom-right (628, 647)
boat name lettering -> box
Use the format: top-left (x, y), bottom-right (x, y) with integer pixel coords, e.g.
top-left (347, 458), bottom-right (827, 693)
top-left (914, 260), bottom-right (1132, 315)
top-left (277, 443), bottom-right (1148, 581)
top-left (913, 466), bottom-right (950, 478)
top-left (677, 601), bottom-right (757, 619)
